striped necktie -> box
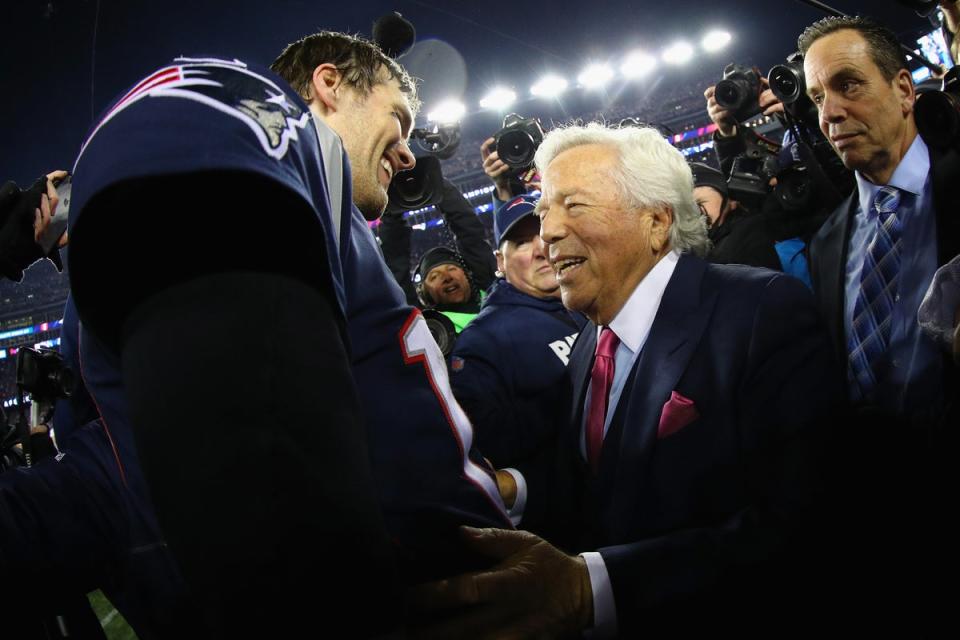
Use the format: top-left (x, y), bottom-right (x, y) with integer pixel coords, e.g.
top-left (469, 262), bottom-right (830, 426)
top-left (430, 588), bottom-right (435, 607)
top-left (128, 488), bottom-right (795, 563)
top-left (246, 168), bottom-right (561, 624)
top-left (847, 186), bottom-right (903, 402)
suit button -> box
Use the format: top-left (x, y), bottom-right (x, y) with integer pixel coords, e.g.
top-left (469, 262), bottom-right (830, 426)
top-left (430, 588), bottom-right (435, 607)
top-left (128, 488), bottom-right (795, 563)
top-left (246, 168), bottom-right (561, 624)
top-left (894, 293), bottom-right (901, 302)
top-left (892, 359), bottom-right (901, 368)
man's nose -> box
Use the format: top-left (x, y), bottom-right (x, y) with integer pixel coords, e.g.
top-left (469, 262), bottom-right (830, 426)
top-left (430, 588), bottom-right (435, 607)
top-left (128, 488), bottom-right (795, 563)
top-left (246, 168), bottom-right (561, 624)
top-left (396, 141), bottom-right (416, 171)
top-left (539, 209), bottom-right (565, 245)
top-left (819, 93), bottom-right (846, 125)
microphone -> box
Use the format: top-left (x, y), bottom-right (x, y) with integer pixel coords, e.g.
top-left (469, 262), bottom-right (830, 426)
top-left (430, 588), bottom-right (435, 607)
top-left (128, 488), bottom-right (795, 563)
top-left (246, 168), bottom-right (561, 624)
top-left (372, 12), bottom-right (416, 58)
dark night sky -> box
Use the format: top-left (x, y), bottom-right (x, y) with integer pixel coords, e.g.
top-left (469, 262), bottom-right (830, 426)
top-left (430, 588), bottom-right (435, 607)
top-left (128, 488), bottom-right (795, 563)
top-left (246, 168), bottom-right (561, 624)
top-left (0, 0), bottom-right (938, 184)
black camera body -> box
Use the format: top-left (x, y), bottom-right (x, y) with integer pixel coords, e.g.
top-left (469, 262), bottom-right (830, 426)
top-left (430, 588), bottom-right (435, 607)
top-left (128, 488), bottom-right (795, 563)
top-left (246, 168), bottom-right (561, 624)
top-left (727, 154), bottom-right (780, 206)
top-left (493, 114), bottom-right (545, 171)
top-left (17, 347), bottom-right (74, 403)
top-left (916, 66), bottom-right (960, 150)
top-left (715, 64), bottom-right (762, 123)
top-left (411, 122), bottom-right (461, 160)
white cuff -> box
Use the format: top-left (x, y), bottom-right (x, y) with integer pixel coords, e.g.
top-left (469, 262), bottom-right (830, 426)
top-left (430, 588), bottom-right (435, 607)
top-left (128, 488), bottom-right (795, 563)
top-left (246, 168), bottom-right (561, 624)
top-left (580, 551), bottom-right (617, 639)
top-left (501, 467), bottom-right (527, 526)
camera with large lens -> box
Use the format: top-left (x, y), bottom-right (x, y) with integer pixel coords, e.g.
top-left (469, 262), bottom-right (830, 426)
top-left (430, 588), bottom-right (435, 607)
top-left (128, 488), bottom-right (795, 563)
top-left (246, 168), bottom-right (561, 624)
top-left (421, 309), bottom-right (458, 357)
top-left (493, 113), bottom-right (545, 171)
top-left (17, 347), bottom-right (74, 403)
top-left (916, 66), bottom-right (960, 150)
top-left (768, 55), bottom-right (806, 106)
top-left (386, 155), bottom-right (445, 214)
top-left (1, 348), bottom-right (73, 474)
top-left (715, 64), bottom-right (762, 122)
top-left (768, 52), bottom-right (819, 126)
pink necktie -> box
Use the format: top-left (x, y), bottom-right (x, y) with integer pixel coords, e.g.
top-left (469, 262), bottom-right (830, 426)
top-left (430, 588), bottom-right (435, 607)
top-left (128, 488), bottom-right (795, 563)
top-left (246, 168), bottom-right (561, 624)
top-left (586, 327), bottom-right (620, 472)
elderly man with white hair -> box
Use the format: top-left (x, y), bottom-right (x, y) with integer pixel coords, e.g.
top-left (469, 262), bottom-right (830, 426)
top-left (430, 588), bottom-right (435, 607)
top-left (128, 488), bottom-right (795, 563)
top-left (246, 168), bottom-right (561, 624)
top-left (414, 123), bottom-right (843, 638)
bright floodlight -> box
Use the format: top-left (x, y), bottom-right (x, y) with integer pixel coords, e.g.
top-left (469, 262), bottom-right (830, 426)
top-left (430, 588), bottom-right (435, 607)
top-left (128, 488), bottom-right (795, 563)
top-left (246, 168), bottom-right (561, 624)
top-left (531, 74), bottom-right (568, 98)
top-left (702, 30), bottom-right (732, 52)
top-left (427, 99), bottom-right (466, 124)
top-left (662, 41), bottom-right (694, 65)
top-left (479, 87), bottom-right (517, 110)
top-left (620, 50), bottom-right (657, 79)
top-left (578, 63), bottom-right (615, 90)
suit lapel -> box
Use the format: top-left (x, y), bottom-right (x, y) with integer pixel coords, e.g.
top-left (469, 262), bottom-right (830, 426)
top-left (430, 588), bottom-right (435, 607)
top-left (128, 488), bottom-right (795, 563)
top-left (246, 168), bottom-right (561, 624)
top-left (567, 325), bottom-right (596, 444)
top-left (606, 255), bottom-right (719, 542)
top-left (815, 192), bottom-right (856, 359)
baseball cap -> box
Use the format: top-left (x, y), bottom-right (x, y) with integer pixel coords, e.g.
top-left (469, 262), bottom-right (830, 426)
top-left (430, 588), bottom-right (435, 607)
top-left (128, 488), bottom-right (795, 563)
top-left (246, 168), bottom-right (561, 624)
top-left (494, 195), bottom-right (539, 246)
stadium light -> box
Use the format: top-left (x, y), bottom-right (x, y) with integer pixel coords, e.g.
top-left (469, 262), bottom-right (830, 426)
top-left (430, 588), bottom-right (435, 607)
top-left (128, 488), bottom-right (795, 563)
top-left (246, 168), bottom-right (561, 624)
top-left (531, 74), bottom-right (568, 98)
top-left (479, 87), bottom-right (517, 110)
top-left (427, 99), bottom-right (466, 124)
top-left (702, 30), bottom-right (732, 52)
top-left (577, 63), bottom-right (615, 90)
top-left (662, 41), bottom-right (694, 65)
top-left (620, 50), bottom-right (657, 79)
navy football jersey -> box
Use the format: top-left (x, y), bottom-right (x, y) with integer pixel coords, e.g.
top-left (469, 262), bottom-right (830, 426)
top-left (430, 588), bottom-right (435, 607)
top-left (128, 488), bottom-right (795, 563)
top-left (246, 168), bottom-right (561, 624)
top-left (66, 57), bottom-right (510, 581)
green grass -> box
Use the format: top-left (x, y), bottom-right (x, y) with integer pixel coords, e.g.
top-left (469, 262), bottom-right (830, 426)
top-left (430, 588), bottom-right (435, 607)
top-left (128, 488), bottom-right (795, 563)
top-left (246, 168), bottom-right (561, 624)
top-left (87, 590), bottom-right (138, 640)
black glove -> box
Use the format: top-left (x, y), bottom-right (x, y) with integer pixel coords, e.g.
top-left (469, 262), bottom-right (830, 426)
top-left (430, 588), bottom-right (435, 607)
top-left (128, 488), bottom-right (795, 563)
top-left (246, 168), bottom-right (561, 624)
top-left (0, 176), bottom-right (63, 282)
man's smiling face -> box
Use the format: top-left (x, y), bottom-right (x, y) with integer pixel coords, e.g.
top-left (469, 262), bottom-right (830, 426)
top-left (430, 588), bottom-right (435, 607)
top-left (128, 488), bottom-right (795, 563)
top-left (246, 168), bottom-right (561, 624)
top-left (324, 72), bottom-right (416, 219)
top-left (423, 263), bottom-right (472, 306)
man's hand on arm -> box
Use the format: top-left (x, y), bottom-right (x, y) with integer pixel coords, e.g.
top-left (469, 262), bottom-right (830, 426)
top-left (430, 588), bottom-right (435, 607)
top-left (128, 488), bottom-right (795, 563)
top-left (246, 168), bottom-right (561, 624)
top-left (410, 527), bottom-right (593, 640)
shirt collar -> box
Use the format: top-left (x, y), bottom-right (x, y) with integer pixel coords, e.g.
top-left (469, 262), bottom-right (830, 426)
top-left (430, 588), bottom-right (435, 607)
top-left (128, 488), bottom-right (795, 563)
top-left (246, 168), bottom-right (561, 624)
top-left (855, 133), bottom-right (929, 216)
top-left (602, 250), bottom-right (680, 354)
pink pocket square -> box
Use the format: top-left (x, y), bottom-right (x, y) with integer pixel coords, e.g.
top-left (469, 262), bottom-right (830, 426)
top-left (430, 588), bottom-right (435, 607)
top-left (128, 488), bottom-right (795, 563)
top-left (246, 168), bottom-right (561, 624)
top-left (657, 391), bottom-right (699, 439)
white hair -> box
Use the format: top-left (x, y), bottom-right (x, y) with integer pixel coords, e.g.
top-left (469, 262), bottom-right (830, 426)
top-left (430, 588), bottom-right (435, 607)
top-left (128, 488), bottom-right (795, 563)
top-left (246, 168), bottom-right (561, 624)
top-left (534, 122), bottom-right (710, 256)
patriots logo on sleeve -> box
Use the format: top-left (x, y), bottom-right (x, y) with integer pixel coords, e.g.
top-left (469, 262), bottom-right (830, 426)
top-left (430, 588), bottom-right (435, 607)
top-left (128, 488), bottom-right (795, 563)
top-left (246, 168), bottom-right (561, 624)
top-left (77, 57), bottom-right (312, 163)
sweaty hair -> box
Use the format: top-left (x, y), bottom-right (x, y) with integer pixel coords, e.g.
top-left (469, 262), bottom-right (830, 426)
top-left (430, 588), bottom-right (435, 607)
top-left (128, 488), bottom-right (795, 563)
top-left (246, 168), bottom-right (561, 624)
top-left (271, 31), bottom-right (420, 114)
top-left (534, 122), bottom-right (710, 257)
top-left (797, 16), bottom-right (908, 82)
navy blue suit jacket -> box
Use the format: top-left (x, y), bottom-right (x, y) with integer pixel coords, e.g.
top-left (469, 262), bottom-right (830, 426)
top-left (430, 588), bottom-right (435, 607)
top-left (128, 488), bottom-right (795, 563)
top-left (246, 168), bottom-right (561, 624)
top-left (526, 254), bottom-right (843, 633)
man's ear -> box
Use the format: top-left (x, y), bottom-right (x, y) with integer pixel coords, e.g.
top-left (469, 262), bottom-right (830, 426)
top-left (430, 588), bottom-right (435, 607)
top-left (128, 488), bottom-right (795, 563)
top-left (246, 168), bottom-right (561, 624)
top-left (310, 63), bottom-right (344, 115)
top-left (895, 68), bottom-right (916, 116)
top-left (649, 205), bottom-right (673, 253)
top-left (495, 249), bottom-right (506, 276)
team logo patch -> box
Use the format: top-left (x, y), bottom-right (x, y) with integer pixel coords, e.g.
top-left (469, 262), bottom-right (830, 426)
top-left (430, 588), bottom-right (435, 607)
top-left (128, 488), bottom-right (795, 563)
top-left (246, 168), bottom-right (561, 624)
top-left (450, 356), bottom-right (465, 372)
top-left (77, 57), bottom-right (311, 163)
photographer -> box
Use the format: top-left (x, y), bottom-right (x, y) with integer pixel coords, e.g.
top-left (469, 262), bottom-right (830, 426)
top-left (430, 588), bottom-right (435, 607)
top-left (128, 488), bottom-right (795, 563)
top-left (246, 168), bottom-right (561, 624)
top-left (705, 75), bottom-right (785, 177)
top-left (380, 178), bottom-right (497, 319)
top-left (481, 114), bottom-right (545, 211)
